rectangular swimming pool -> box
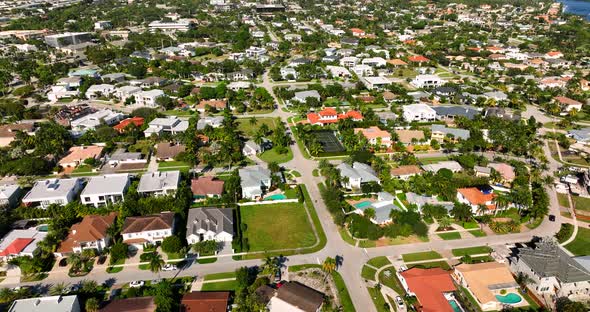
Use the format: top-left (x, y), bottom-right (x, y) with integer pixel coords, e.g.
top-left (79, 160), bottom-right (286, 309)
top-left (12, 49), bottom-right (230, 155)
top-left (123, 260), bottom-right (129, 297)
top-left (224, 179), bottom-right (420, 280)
top-left (354, 201), bottom-right (373, 209)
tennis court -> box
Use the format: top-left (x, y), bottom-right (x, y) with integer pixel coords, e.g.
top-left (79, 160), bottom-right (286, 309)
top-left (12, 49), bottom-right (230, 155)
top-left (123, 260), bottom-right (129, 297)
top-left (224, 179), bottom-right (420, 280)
top-left (312, 130), bottom-right (345, 153)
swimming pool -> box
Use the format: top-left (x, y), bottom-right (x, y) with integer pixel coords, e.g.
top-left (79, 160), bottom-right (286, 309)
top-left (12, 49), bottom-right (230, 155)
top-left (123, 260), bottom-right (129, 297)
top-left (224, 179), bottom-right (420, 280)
top-left (354, 201), bottom-right (373, 209)
top-left (37, 225), bottom-right (49, 232)
top-left (265, 194), bottom-right (287, 200)
top-left (495, 293), bottom-right (522, 304)
top-left (448, 300), bottom-right (463, 312)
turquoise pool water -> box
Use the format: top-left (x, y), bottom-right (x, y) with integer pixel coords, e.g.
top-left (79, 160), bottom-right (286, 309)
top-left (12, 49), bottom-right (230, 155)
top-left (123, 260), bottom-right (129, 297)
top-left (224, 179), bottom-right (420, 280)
top-left (354, 201), bottom-right (373, 209)
top-left (448, 300), bottom-right (462, 312)
top-left (496, 293), bottom-right (522, 304)
top-left (37, 225), bottom-right (49, 232)
top-left (265, 194), bottom-right (287, 200)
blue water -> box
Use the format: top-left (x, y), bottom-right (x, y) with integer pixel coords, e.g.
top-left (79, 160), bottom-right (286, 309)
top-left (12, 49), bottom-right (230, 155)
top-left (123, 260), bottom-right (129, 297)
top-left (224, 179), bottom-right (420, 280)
top-left (354, 201), bottom-right (373, 209)
top-left (37, 225), bottom-right (49, 232)
top-left (559, 0), bottom-right (590, 20)
top-left (264, 194), bottom-right (287, 200)
top-left (495, 293), bottom-right (522, 304)
top-left (448, 300), bottom-right (463, 312)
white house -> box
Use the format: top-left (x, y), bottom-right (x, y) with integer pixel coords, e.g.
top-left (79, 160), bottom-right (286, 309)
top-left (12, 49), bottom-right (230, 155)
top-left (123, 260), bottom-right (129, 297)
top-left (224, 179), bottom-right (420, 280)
top-left (362, 76), bottom-right (391, 90)
top-left (115, 85), bottom-right (141, 101)
top-left (70, 109), bottom-right (124, 133)
top-left (122, 212), bottom-right (175, 250)
top-left (186, 208), bottom-right (234, 244)
top-left (8, 295), bottom-right (80, 312)
top-left (0, 228), bottom-right (47, 261)
top-left (0, 184), bottom-right (21, 208)
top-left (352, 64), bottom-right (373, 77)
top-left (138, 171), bottom-right (180, 196)
top-left (361, 57), bottom-right (387, 67)
top-left (280, 67), bottom-right (298, 80)
top-left (339, 56), bottom-right (359, 67)
top-left (80, 174), bottom-right (130, 207)
top-left (456, 187), bottom-right (497, 215)
top-left (326, 65), bottom-right (352, 78)
top-left (135, 89), bottom-right (165, 107)
top-left (410, 74), bottom-right (444, 89)
top-left (85, 84), bottom-right (115, 100)
top-left (292, 90), bottom-right (321, 103)
top-left (144, 116), bottom-right (189, 137)
top-left (402, 103), bottom-right (437, 122)
top-left (336, 162), bottom-right (380, 189)
top-left (22, 178), bottom-right (84, 209)
top-left (239, 165), bottom-right (272, 200)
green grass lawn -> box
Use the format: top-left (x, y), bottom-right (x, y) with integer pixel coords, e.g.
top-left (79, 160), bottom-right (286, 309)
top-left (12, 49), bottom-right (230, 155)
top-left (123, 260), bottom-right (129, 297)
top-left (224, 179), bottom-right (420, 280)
top-left (197, 257), bottom-right (217, 264)
top-left (378, 267), bottom-right (405, 295)
top-left (201, 280), bottom-right (237, 291)
top-left (332, 271), bottom-right (356, 312)
top-left (158, 161), bottom-right (190, 168)
top-left (573, 196), bottom-right (590, 212)
top-left (469, 229), bottom-right (487, 237)
top-left (237, 117), bottom-right (278, 137)
top-left (106, 266), bottom-right (123, 273)
top-left (452, 246), bottom-right (492, 257)
top-left (240, 203), bottom-right (315, 251)
top-left (438, 232), bottom-right (462, 240)
top-left (407, 261), bottom-right (450, 270)
top-left (367, 287), bottom-right (390, 312)
top-left (361, 265), bottom-right (377, 281)
top-left (163, 109), bottom-right (194, 116)
top-left (72, 165), bottom-right (93, 174)
top-left (557, 193), bottom-right (570, 208)
top-left (460, 221), bottom-right (479, 229)
top-left (367, 256), bottom-right (391, 269)
top-left (204, 272), bottom-right (236, 281)
top-left (402, 251), bottom-right (442, 262)
top-left (258, 146), bottom-right (293, 164)
top-left (339, 227), bottom-right (356, 246)
top-left (565, 227), bottom-right (590, 256)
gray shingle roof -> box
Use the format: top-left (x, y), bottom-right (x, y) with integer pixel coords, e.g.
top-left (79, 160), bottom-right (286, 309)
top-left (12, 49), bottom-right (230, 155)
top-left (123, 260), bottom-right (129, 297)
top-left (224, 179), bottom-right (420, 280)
top-left (432, 106), bottom-right (480, 120)
top-left (186, 208), bottom-right (234, 237)
top-left (431, 124), bottom-right (471, 140)
top-left (337, 162), bottom-right (379, 183)
top-left (239, 166), bottom-right (271, 189)
top-left (137, 171), bottom-right (180, 193)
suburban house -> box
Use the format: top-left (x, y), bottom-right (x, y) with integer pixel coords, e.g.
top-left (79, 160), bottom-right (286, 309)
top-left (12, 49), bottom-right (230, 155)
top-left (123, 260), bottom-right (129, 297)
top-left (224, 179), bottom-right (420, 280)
top-left (135, 89), bottom-right (165, 107)
top-left (433, 106), bottom-right (481, 121)
top-left (488, 163), bottom-right (516, 185)
top-left (137, 171), bottom-right (180, 196)
top-left (362, 76), bottom-right (392, 90)
top-left (8, 295), bottom-right (80, 312)
top-left (336, 162), bottom-right (380, 189)
top-left (390, 165), bottom-right (422, 180)
top-left (99, 296), bottom-right (156, 312)
top-left (0, 228), bottom-right (47, 261)
top-left (354, 126), bottom-right (392, 147)
top-left (402, 104), bottom-right (436, 122)
top-left (115, 85), bottom-right (142, 101)
top-left (431, 125), bottom-right (471, 142)
top-left (554, 96), bottom-right (584, 115)
top-left (422, 161), bottom-right (463, 173)
top-left (22, 178), bottom-right (84, 208)
top-left (453, 262), bottom-right (522, 311)
top-left (306, 108), bottom-right (363, 126)
top-left (155, 142), bottom-right (186, 161)
top-left (509, 238), bottom-right (590, 299)
top-left (196, 99), bottom-right (228, 112)
top-left (85, 84), bottom-right (115, 99)
top-left (113, 117), bottom-right (144, 133)
top-left (191, 176), bottom-right (224, 199)
top-left (108, 149), bottom-right (146, 167)
top-left (144, 117), bottom-right (189, 137)
top-left (80, 174), bottom-right (130, 207)
top-left (239, 165), bottom-right (272, 200)
top-left (351, 192), bottom-right (402, 225)
top-left (186, 208), bottom-right (234, 244)
top-left (242, 139), bottom-right (270, 156)
top-left (56, 212), bottom-right (117, 255)
top-left (121, 212), bottom-right (176, 249)
top-left (70, 109), bottom-right (123, 134)
top-left (0, 184), bottom-right (21, 208)
top-left (395, 129), bottom-right (426, 146)
top-left (398, 267), bottom-right (457, 312)
top-left (58, 145), bottom-right (104, 168)
top-left (292, 90), bottom-right (321, 103)
top-left (456, 187), bottom-right (497, 215)
top-left (568, 127), bottom-right (590, 144)
top-left (410, 74), bottom-right (444, 89)
top-left (180, 292), bottom-right (230, 312)
top-left (268, 282), bottom-right (324, 312)
top-left (0, 123), bottom-right (36, 147)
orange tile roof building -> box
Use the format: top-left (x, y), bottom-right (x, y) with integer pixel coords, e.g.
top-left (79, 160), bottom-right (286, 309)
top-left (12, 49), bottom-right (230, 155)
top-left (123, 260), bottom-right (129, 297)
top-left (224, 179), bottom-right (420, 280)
top-left (191, 176), bottom-right (224, 198)
top-left (399, 267), bottom-right (457, 312)
top-left (57, 212), bottom-right (117, 255)
top-left (354, 126), bottom-right (392, 147)
top-left (456, 187), bottom-right (498, 215)
top-left (408, 55), bottom-right (430, 63)
top-left (58, 145), bottom-right (104, 168)
top-left (181, 291), bottom-right (230, 312)
top-left (306, 108), bottom-right (363, 126)
top-left (113, 117), bottom-right (144, 133)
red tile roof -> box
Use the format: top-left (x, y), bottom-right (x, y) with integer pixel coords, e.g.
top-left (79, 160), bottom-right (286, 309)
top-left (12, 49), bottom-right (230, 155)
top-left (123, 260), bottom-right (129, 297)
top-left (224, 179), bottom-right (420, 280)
top-left (181, 291), bottom-right (229, 312)
top-left (114, 117), bottom-right (144, 132)
top-left (58, 212), bottom-right (117, 253)
top-left (191, 177), bottom-right (224, 196)
top-left (457, 187), bottom-right (496, 207)
top-left (0, 238), bottom-right (34, 257)
top-left (307, 109), bottom-right (363, 125)
top-left (319, 107), bottom-right (338, 117)
top-left (408, 55), bottom-right (430, 63)
top-left (400, 268), bottom-right (456, 312)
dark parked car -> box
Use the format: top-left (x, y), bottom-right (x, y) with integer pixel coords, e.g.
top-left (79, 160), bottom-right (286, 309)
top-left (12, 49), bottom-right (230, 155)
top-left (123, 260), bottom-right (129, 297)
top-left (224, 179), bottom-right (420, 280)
top-left (59, 258), bottom-right (68, 267)
top-left (549, 215), bottom-right (556, 222)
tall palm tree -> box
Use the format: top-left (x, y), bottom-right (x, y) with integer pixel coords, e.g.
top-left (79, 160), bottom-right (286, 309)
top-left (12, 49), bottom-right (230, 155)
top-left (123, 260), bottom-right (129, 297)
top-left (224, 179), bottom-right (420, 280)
top-left (476, 204), bottom-right (488, 217)
top-left (364, 208), bottom-right (376, 221)
top-left (249, 116), bottom-right (258, 125)
top-left (262, 256), bottom-right (279, 276)
top-left (67, 253), bottom-right (82, 273)
top-left (49, 282), bottom-right (68, 295)
top-left (322, 257), bottom-right (337, 280)
top-left (146, 252), bottom-right (164, 276)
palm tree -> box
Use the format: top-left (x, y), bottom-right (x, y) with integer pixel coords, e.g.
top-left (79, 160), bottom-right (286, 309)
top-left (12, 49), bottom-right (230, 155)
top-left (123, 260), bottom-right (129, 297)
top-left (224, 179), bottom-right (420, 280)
top-left (146, 252), bottom-right (165, 276)
top-left (262, 256), bottom-right (279, 276)
top-left (476, 204), bottom-right (488, 217)
top-left (249, 116), bottom-right (258, 125)
top-left (322, 257), bottom-right (337, 280)
top-left (439, 216), bottom-right (452, 229)
top-left (85, 297), bottom-right (99, 312)
top-left (49, 282), bottom-right (68, 295)
top-left (364, 208), bottom-right (376, 221)
top-left (67, 253), bottom-right (83, 273)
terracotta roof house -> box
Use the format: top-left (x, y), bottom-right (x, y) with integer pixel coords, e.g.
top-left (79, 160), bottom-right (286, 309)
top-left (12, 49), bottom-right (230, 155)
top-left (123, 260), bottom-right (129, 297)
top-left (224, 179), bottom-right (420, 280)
top-left (456, 187), bottom-right (497, 215)
top-left (196, 99), bottom-right (227, 112)
top-left (554, 96), bottom-right (583, 115)
top-left (488, 163), bottom-right (515, 184)
top-left (57, 212), bottom-right (117, 255)
top-left (398, 267), bottom-right (457, 312)
top-left (408, 55), bottom-right (430, 63)
top-left (58, 145), bottom-right (104, 168)
top-left (191, 176), bottom-right (224, 198)
top-left (453, 262), bottom-right (520, 311)
top-left (387, 59), bottom-right (408, 67)
top-left (113, 117), bottom-right (144, 133)
top-left (382, 91), bottom-right (397, 102)
top-left (269, 282), bottom-right (324, 312)
top-left (354, 126), bottom-right (392, 147)
top-left (156, 142), bottom-right (186, 161)
top-left (306, 108), bottom-right (363, 126)
top-left (121, 212), bottom-right (175, 250)
top-left (390, 165), bottom-right (422, 180)
top-left (181, 291), bottom-right (229, 312)
top-left (100, 296), bottom-right (156, 312)
top-left (394, 129), bottom-right (425, 145)
top-left (0, 123), bottom-right (36, 147)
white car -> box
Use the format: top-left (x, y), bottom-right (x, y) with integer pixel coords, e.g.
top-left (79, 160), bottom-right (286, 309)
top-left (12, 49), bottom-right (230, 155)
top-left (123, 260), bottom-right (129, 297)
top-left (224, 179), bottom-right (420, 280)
top-left (395, 296), bottom-right (405, 308)
top-left (163, 264), bottom-right (177, 271)
top-left (129, 280), bottom-right (144, 288)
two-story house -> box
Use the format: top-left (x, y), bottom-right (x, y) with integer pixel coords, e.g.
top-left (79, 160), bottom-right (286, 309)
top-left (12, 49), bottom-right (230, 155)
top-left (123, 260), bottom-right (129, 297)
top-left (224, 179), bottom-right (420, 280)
top-left (22, 178), bottom-right (84, 209)
top-left (122, 212), bottom-right (175, 250)
top-left (80, 174), bottom-right (130, 207)
top-left (56, 212), bottom-right (117, 256)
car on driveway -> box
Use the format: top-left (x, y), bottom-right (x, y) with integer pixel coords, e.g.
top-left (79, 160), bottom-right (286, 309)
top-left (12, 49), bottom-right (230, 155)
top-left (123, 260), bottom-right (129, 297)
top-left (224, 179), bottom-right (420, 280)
top-left (395, 296), bottom-right (405, 308)
top-left (162, 264), bottom-right (177, 271)
top-left (549, 215), bottom-right (555, 222)
top-left (129, 280), bottom-right (144, 288)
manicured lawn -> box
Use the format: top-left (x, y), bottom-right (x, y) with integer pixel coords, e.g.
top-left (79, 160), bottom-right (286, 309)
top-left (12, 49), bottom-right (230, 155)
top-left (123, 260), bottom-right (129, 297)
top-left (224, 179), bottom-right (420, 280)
top-left (573, 196), bottom-right (590, 212)
top-left (201, 280), bottom-right (237, 291)
top-left (452, 246), bottom-right (492, 257)
top-left (367, 287), bottom-right (389, 312)
top-left (332, 271), bottom-right (355, 312)
top-left (138, 264), bottom-right (149, 270)
top-left (557, 193), bottom-right (570, 208)
top-left (288, 264), bottom-right (321, 272)
top-left (163, 109), bottom-right (194, 116)
top-left (361, 265), bottom-right (377, 281)
top-left (339, 227), bottom-right (356, 246)
top-left (358, 240), bottom-right (376, 248)
top-left (240, 203), bottom-right (315, 251)
top-left (237, 117), bottom-right (278, 137)
top-left (469, 229), bottom-right (487, 237)
top-left (407, 261), bottom-right (450, 270)
top-left (565, 227), bottom-right (590, 256)
top-left (197, 257), bottom-right (217, 264)
top-left (519, 289), bottom-right (540, 309)
top-left (106, 266), bottom-right (123, 273)
top-left (258, 146), bottom-right (293, 164)
top-left (402, 251), bottom-right (442, 262)
top-left (158, 161), bottom-right (190, 168)
top-left (438, 232), bottom-right (461, 240)
top-left (72, 165), bottom-right (93, 174)
top-left (378, 267), bottom-right (405, 295)
top-left (367, 256), bottom-right (391, 269)
top-left (204, 271), bottom-right (236, 281)
top-left (460, 221), bottom-right (479, 229)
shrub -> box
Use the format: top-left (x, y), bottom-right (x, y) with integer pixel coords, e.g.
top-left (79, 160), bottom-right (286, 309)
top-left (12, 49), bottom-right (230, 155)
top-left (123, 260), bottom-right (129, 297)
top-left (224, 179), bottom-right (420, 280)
top-left (161, 235), bottom-right (184, 254)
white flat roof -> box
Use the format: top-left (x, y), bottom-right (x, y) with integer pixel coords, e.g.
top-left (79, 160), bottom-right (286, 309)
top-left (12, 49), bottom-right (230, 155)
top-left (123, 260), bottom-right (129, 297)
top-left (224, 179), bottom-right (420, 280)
top-left (81, 174), bottom-right (129, 196)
